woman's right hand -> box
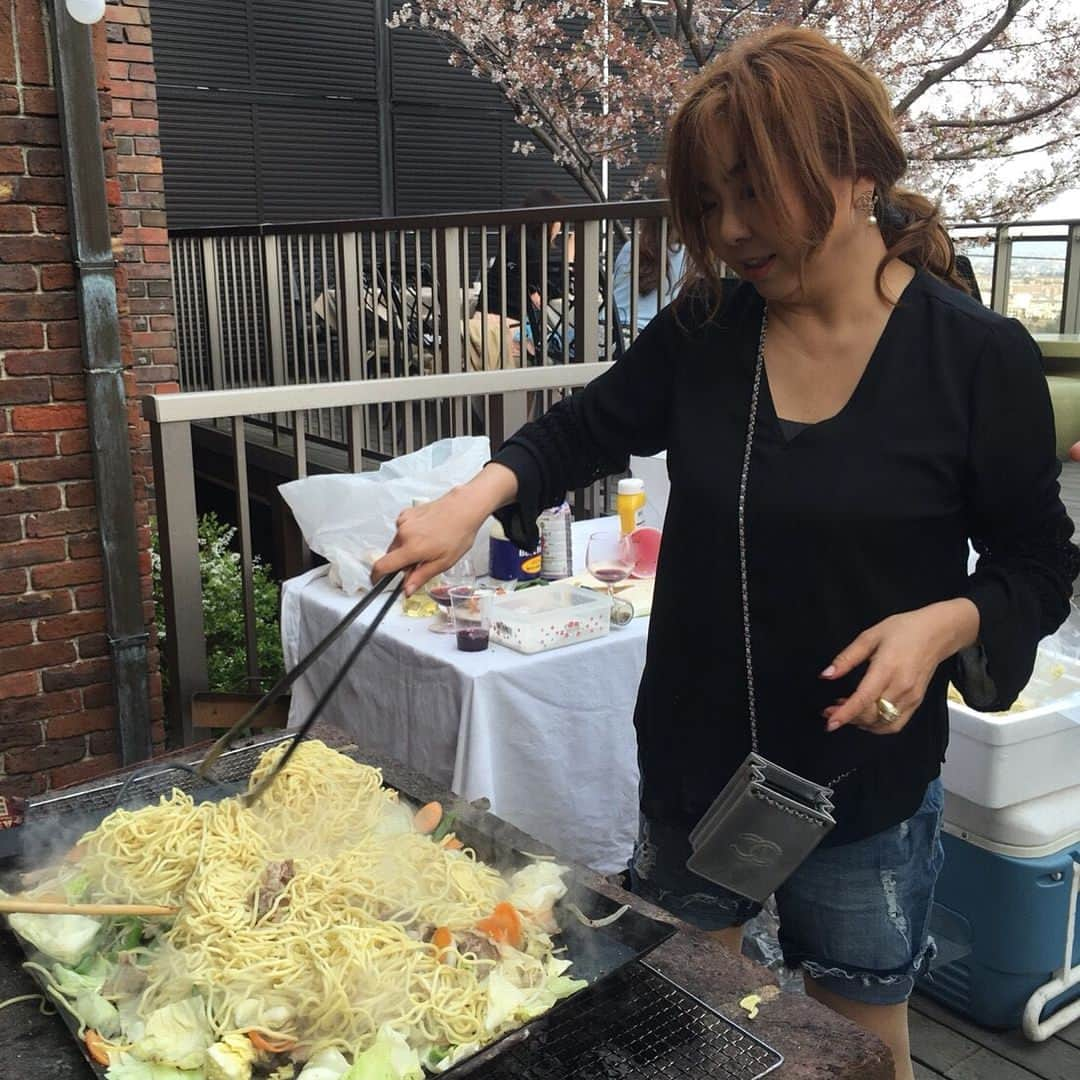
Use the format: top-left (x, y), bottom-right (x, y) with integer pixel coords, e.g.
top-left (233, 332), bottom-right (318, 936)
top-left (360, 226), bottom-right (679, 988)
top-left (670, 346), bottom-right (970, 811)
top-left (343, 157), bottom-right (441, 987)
top-left (371, 463), bottom-right (519, 596)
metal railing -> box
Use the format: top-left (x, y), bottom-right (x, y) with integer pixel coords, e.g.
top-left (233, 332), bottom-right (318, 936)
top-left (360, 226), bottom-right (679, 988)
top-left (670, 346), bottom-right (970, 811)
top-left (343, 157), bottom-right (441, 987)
top-left (950, 218), bottom-right (1080, 335)
top-left (146, 364), bottom-right (613, 746)
top-left (169, 201), bottom-right (677, 464)
top-left (170, 209), bottom-right (1080, 433)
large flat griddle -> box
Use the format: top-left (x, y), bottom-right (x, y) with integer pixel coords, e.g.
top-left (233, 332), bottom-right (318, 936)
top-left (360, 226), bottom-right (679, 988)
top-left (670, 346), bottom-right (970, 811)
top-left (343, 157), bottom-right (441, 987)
top-left (2, 735), bottom-right (676, 1079)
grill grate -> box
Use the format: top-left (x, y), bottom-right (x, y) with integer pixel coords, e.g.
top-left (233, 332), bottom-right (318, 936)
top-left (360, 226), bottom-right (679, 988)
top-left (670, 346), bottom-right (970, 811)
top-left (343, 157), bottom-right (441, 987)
top-left (474, 962), bottom-right (782, 1080)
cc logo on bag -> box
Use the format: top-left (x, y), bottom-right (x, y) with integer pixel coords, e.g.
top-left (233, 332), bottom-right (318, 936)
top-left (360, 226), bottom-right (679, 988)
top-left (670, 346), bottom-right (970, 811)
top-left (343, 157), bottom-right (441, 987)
top-left (731, 832), bottom-right (782, 866)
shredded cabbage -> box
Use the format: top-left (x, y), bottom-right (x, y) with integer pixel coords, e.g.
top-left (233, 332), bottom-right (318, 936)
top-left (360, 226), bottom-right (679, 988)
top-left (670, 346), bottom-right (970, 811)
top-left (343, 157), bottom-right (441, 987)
top-left (105, 1053), bottom-right (206, 1080)
top-left (77, 988), bottom-right (122, 1037)
top-left (204, 1032), bottom-right (256, 1080)
top-left (296, 1049), bottom-right (351, 1080)
top-left (485, 957), bottom-right (586, 1032)
top-left (506, 863), bottom-right (568, 915)
top-left (426, 1043), bottom-right (479, 1074)
top-left (132, 998), bottom-right (213, 1071)
top-left (8, 909), bottom-right (101, 966)
top-left (52, 955), bottom-right (114, 996)
top-left (341, 1025), bottom-right (422, 1080)
top-left (63, 872), bottom-right (91, 903)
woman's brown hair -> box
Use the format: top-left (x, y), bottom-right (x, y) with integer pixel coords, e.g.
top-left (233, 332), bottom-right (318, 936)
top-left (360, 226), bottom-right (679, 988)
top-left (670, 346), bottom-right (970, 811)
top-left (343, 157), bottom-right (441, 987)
top-left (666, 26), bottom-right (967, 304)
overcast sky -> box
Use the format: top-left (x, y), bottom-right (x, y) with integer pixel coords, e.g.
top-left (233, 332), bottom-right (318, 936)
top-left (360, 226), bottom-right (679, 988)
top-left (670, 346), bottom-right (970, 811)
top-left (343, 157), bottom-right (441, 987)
top-left (1035, 188), bottom-right (1080, 222)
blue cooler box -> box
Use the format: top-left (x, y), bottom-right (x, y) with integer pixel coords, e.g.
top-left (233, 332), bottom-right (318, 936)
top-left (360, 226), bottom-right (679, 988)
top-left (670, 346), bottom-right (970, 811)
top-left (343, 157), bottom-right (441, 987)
top-left (917, 784), bottom-right (1080, 1032)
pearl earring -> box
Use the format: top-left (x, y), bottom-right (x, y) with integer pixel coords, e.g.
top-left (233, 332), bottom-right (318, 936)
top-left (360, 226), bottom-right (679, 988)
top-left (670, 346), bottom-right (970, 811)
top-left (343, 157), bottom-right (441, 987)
top-left (855, 190), bottom-right (879, 226)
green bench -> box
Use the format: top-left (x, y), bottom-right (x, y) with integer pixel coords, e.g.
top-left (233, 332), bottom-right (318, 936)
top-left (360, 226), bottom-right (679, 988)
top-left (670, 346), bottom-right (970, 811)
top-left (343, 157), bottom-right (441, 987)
top-left (1038, 336), bottom-right (1080, 458)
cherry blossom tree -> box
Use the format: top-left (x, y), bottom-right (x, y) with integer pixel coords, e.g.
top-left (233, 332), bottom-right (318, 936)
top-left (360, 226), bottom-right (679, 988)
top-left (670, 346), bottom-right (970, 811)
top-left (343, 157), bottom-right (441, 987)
top-left (389, 0), bottom-right (1080, 220)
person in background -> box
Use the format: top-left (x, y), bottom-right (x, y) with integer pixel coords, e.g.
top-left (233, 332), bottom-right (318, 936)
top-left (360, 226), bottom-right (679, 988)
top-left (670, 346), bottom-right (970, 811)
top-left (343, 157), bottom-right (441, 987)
top-left (375, 28), bottom-right (1077, 1078)
top-left (487, 187), bottom-right (574, 324)
top-left (612, 188), bottom-right (688, 331)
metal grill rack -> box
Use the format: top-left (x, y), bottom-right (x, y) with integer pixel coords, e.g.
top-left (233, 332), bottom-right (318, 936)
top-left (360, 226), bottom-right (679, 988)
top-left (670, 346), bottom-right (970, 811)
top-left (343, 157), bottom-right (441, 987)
top-left (475, 962), bottom-right (783, 1080)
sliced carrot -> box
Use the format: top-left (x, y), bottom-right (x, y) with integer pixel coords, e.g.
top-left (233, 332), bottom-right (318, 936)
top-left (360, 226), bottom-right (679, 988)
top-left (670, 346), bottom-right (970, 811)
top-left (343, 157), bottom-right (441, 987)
top-left (413, 801), bottom-right (443, 835)
top-left (85, 1029), bottom-right (110, 1067)
top-left (431, 926), bottom-right (454, 958)
top-left (248, 1030), bottom-right (299, 1054)
top-left (64, 843), bottom-right (86, 864)
top-left (441, 835), bottom-right (464, 851)
top-left (476, 901), bottom-right (523, 949)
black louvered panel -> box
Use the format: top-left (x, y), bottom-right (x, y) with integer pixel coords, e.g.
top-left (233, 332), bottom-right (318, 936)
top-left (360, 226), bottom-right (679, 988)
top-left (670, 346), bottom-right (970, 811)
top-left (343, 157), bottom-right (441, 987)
top-left (393, 109), bottom-right (502, 213)
top-left (156, 94), bottom-right (259, 228)
top-left (151, 1), bottom-right (252, 91)
top-left (389, 22), bottom-right (505, 109)
top-left (251, 2), bottom-right (377, 97)
top-left (257, 102), bottom-right (382, 221)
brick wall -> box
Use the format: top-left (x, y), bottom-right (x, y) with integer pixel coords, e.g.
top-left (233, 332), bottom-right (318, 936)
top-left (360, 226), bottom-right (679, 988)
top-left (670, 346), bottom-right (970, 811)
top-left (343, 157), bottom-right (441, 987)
top-left (0, 0), bottom-right (176, 797)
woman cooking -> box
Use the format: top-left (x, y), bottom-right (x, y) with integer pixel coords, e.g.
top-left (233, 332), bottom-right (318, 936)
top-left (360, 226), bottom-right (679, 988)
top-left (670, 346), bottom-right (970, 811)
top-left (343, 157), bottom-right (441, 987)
top-left (372, 27), bottom-right (1078, 1079)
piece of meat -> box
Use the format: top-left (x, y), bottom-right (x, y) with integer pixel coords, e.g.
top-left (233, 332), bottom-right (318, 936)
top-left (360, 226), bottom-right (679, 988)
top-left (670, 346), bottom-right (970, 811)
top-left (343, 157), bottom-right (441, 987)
top-left (255, 859), bottom-right (295, 920)
top-left (456, 931), bottom-right (500, 963)
top-left (103, 954), bottom-right (149, 997)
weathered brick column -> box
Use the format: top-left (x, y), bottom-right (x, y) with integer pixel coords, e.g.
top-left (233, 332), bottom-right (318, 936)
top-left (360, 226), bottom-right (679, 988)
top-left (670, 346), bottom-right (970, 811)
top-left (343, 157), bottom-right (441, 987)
top-left (0, 0), bottom-right (176, 797)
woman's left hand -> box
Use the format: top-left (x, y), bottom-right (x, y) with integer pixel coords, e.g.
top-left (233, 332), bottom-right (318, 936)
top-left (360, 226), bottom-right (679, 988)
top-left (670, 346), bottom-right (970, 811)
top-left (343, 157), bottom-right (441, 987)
top-left (820, 599), bottom-right (980, 735)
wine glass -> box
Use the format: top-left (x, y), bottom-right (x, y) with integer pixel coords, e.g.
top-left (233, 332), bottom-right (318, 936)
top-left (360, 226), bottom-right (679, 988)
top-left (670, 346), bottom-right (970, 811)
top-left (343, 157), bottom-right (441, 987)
top-left (427, 555), bottom-right (478, 634)
top-left (586, 531), bottom-right (636, 626)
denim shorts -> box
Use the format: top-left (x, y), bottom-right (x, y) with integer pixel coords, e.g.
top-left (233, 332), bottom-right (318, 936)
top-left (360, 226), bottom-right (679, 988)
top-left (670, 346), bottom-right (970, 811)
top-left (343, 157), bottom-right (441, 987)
top-left (630, 778), bottom-right (945, 1006)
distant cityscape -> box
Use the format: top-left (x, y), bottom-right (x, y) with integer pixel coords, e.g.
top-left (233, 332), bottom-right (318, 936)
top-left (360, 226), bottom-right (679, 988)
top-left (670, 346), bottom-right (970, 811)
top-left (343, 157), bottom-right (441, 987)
top-left (959, 240), bottom-right (1067, 334)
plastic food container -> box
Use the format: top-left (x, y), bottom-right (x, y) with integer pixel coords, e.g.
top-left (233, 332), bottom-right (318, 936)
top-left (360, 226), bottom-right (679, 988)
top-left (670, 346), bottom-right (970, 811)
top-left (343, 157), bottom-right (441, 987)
top-left (944, 649), bottom-right (1080, 808)
top-left (490, 584), bottom-right (610, 654)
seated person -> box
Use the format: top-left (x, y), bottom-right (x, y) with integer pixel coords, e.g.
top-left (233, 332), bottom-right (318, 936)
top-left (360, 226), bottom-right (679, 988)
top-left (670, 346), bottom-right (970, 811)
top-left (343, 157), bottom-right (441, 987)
top-left (612, 214), bottom-right (687, 331)
top-left (486, 188), bottom-right (573, 325)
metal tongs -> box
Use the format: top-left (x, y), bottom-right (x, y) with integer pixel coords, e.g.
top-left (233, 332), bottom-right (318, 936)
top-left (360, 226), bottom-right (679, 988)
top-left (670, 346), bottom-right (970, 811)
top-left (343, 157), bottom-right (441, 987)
top-left (197, 569), bottom-right (407, 805)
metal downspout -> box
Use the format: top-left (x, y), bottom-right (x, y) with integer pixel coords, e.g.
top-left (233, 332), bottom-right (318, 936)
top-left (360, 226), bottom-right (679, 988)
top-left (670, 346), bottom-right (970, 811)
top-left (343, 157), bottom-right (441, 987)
top-left (48, 2), bottom-right (152, 764)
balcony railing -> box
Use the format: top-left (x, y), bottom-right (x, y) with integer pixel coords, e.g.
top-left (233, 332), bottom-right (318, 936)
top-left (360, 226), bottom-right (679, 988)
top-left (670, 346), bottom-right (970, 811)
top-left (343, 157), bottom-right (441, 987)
top-left (950, 218), bottom-right (1080, 335)
top-left (169, 201), bottom-right (677, 464)
top-left (169, 208), bottom-right (1080, 444)
top-left (146, 365), bottom-right (615, 746)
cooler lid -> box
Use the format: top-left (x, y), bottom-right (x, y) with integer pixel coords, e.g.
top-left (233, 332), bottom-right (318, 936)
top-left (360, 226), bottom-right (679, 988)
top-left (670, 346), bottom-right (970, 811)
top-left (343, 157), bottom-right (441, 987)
top-left (943, 783), bottom-right (1080, 857)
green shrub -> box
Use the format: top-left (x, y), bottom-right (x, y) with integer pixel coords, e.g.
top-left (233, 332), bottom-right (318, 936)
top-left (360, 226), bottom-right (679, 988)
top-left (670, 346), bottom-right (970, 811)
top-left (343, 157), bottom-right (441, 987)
top-left (151, 513), bottom-right (285, 694)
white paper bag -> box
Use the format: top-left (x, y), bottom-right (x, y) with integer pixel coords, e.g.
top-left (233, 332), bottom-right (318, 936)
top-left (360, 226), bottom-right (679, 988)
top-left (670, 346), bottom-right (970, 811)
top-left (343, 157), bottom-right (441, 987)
top-left (278, 436), bottom-right (492, 593)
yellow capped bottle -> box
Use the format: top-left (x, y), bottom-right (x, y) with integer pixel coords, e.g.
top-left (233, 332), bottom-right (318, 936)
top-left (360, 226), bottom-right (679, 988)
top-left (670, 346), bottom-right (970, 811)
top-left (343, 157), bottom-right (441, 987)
top-left (616, 478), bottom-right (646, 536)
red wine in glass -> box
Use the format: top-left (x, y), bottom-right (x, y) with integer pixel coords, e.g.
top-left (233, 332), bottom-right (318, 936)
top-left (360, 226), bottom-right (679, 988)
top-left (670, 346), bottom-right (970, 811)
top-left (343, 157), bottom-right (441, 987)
top-left (591, 566), bottom-right (629, 585)
top-left (456, 627), bottom-right (490, 652)
top-left (428, 584), bottom-right (453, 607)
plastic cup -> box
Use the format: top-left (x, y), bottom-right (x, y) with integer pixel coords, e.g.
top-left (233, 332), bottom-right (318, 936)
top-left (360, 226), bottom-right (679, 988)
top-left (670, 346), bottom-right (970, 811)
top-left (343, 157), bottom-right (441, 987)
top-left (450, 587), bottom-right (494, 652)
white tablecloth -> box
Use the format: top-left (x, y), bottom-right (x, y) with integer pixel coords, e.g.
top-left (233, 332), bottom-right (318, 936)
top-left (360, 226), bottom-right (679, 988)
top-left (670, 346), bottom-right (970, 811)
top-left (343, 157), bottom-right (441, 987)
top-left (280, 517), bottom-right (646, 873)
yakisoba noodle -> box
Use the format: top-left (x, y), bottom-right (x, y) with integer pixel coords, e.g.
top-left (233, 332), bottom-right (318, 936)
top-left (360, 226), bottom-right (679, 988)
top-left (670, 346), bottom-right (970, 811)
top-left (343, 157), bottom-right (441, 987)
top-left (42, 740), bottom-right (573, 1071)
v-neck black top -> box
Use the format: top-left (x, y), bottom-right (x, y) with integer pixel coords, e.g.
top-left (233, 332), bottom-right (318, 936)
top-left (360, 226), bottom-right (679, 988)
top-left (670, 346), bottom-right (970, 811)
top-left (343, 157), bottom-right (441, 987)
top-left (493, 271), bottom-right (1079, 844)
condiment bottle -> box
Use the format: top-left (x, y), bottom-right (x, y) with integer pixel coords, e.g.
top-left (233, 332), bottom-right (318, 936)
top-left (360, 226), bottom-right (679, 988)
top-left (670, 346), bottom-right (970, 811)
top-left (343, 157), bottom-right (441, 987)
top-left (616, 478), bottom-right (646, 536)
top-left (539, 501), bottom-right (573, 580)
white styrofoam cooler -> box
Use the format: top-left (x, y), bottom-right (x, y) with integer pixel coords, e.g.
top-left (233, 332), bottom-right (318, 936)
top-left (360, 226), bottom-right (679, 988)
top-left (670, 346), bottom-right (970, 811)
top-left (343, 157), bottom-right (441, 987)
top-left (944, 650), bottom-right (1080, 809)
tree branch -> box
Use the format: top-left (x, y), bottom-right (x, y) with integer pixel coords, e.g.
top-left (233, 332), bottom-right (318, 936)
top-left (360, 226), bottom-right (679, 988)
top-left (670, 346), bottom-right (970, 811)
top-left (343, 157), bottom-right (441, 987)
top-left (893, 0), bottom-right (1029, 117)
top-left (669, 0), bottom-right (708, 68)
top-left (927, 83), bottom-right (1080, 128)
top-left (929, 134), bottom-right (1071, 163)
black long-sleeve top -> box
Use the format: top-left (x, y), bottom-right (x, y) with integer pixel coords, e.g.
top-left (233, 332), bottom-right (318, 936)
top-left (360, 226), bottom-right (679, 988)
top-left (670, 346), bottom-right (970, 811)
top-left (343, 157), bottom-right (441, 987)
top-left (493, 271), bottom-right (1079, 845)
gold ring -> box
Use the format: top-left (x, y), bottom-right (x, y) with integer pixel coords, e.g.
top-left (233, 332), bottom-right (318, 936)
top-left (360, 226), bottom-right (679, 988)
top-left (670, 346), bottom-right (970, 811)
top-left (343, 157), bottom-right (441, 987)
top-left (875, 696), bottom-right (902, 725)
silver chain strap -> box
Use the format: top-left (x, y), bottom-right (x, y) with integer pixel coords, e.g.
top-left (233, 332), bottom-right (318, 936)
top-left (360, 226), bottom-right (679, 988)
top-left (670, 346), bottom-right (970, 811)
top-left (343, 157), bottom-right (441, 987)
top-left (738, 309), bottom-right (768, 755)
top-left (738, 307), bottom-right (853, 788)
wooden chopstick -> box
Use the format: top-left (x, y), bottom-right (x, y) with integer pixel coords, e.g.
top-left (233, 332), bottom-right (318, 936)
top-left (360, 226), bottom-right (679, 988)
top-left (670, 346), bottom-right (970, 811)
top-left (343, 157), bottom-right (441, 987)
top-left (0, 899), bottom-right (178, 917)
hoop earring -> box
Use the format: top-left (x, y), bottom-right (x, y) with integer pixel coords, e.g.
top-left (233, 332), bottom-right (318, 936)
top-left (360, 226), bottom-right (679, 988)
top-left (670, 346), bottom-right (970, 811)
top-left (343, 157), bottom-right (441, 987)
top-left (855, 190), bottom-right (879, 226)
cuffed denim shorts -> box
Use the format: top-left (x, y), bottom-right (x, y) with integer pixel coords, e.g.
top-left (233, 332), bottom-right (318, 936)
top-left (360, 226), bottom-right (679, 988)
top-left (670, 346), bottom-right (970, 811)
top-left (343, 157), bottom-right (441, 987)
top-left (630, 778), bottom-right (945, 1006)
